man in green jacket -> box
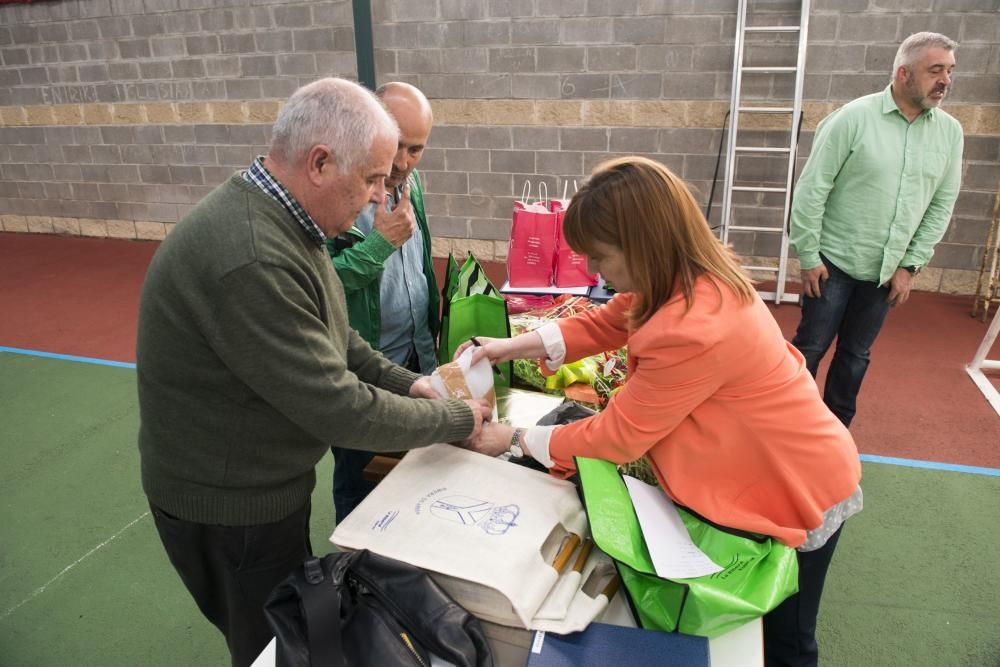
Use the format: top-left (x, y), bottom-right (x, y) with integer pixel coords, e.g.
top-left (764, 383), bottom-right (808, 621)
top-left (137, 78), bottom-right (490, 667)
top-left (327, 82), bottom-right (441, 522)
top-left (789, 32), bottom-right (962, 431)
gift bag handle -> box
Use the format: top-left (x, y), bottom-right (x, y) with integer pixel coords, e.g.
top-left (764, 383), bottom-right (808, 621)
top-left (520, 180), bottom-right (549, 205)
top-left (560, 180), bottom-right (579, 202)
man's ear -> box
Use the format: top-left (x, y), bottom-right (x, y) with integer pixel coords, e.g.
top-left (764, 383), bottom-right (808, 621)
top-left (893, 65), bottom-right (909, 85)
top-left (305, 145), bottom-right (335, 186)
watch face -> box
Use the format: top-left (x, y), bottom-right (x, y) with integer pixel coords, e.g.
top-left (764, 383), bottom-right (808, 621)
top-left (509, 444), bottom-right (524, 458)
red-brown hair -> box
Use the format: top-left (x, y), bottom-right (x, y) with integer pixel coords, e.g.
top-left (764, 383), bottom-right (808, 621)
top-left (563, 156), bottom-right (755, 327)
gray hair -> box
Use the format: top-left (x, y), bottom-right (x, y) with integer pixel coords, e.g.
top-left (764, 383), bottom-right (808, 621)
top-left (270, 77), bottom-right (398, 172)
top-left (892, 32), bottom-right (957, 78)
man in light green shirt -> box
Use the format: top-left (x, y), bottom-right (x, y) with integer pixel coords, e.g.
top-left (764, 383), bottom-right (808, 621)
top-left (789, 32), bottom-right (963, 427)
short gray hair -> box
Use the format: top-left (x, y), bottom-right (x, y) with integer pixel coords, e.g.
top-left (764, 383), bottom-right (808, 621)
top-left (270, 77), bottom-right (398, 172)
top-left (892, 32), bottom-right (957, 77)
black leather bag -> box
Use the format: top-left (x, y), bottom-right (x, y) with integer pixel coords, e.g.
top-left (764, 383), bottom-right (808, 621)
top-left (264, 549), bottom-right (494, 667)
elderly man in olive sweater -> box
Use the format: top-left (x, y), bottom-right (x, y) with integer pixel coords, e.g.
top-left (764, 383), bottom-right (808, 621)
top-left (136, 77), bottom-right (490, 667)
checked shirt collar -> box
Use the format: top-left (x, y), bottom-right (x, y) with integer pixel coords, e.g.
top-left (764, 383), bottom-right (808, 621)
top-left (243, 156), bottom-right (326, 247)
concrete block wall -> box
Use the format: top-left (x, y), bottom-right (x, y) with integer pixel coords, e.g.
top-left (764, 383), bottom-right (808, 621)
top-left (0, 0), bottom-right (997, 293)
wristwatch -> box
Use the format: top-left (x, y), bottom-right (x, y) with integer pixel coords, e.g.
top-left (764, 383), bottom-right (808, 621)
top-left (903, 265), bottom-right (922, 276)
top-left (509, 428), bottom-right (525, 458)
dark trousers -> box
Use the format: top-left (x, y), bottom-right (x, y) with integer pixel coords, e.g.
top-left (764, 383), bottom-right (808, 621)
top-left (791, 257), bottom-right (891, 427)
top-left (763, 525), bottom-right (844, 667)
top-left (150, 501), bottom-right (313, 667)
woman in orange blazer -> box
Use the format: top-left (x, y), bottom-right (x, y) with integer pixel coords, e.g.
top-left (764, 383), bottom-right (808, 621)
top-left (462, 156), bottom-right (862, 667)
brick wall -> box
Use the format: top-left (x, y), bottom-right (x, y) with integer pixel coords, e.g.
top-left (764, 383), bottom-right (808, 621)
top-left (1, 0), bottom-right (997, 293)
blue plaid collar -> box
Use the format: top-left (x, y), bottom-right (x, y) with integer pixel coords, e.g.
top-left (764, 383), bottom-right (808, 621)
top-left (243, 156), bottom-right (326, 247)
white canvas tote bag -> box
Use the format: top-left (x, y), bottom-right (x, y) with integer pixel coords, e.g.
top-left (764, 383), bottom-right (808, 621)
top-left (331, 443), bottom-right (590, 628)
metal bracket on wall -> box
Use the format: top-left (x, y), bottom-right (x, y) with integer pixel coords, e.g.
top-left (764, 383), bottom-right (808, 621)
top-left (352, 0), bottom-right (376, 91)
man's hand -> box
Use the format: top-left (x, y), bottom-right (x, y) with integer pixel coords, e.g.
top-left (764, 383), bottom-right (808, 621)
top-left (458, 399), bottom-right (494, 445)
top-left (408, 375), bottom-right (439, 399)
top-left (460, 422), bottom-right (515, 458)
top-left (373, 183), bottom-right (415, 248)
top-left (800, 264), bottom-right (829, 299)
top-left (886, 268), bottom-right (914, 307)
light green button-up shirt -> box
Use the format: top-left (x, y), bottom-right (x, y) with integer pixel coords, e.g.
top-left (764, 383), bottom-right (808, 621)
top-left (790, 85), bottom-right (963, 285)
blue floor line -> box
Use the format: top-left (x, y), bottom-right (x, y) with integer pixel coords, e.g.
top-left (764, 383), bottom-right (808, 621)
top-left (0, 346), bottom-right (136, 369)
top-left (3, 345), bottom-right (999, 477)
top-left (861, 453), bottom-right (1000, 477)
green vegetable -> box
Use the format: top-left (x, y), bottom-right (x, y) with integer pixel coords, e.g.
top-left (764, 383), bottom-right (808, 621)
top-left (512, 358), bottom-right (547, 390)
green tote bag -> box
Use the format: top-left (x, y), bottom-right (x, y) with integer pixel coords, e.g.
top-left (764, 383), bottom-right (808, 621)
top-left (576, 457), bottom-right (799, 638)
top-left (438, 253), bottom-right (513, 389)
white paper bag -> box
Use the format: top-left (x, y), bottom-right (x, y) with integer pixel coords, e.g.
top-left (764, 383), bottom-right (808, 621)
top-left (331, 444), bottom-right (589, 628)
top-left (429, 345), bottom-right (496, 411)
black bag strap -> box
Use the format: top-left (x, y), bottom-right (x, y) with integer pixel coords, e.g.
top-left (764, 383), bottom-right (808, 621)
top-left (299, 557), bottom-right (346, 667)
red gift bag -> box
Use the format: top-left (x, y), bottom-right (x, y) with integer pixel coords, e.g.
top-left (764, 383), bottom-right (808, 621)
top-left (508, 182), bottom-right (558, 287)
top-left (551, 187), bottom-right (598, 288)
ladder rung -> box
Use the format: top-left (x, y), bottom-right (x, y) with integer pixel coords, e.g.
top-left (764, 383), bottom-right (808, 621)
top-left (729, 226), bottom-right (786, 233)
top-left (731, 186), bottom-right (787, 193)
top-left (757, 291), bottom-right (801, 304)
top-left (737, 106), bottom-right (793, 113)
top-left (742, 66), bottom-right (798, 73)
top-left (743, 266), bottom-right (780, 272)
top-left (744, 26), bottom-right (801, 33)
top-left (734, 146), bottom-right (791, 153)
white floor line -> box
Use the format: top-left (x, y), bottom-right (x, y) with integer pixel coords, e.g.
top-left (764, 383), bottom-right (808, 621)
top-left (0, 510), bottom-right (150, 622)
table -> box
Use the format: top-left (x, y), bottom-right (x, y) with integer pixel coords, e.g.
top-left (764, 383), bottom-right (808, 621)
top-left (499, 277), bottom-right (617, 303)
top-left (253, 389), bottom-right (763, 666)
top-left (252, 602), bottom-right (762, 667)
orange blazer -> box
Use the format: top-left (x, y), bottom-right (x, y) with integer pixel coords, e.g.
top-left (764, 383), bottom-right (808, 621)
top-left (549, 277), bottom-right (861, 547)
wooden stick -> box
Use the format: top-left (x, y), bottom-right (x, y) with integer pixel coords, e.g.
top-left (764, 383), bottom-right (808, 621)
top-left (572, 538), bottom-right (594, 573)
top-left (552, 533), bottom-right (582, 574)
top-left (601, 574), bottom-right (621, 601)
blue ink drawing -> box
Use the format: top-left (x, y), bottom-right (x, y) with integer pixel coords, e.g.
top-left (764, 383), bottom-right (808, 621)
top-left (429, 495), bottom-right (520, 536)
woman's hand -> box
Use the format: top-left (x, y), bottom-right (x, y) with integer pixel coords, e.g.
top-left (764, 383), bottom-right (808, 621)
top-left (454, 331), bottom-right (547, 367)
top-left (460, 422), bottom-right (514, 458)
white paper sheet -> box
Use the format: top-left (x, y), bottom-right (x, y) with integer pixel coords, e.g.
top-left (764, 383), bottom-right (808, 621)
top-left (500, 280), bottom-right (591, 296)
top-left (622, 475), bottom-right (722, 579)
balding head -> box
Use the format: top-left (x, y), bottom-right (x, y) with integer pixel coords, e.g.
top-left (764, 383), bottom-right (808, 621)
top-left (375, 82), bottom-right (433, 188)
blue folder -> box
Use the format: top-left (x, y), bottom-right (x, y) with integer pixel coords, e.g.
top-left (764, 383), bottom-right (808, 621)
top-left (525, 622), bottom-right (709, 667)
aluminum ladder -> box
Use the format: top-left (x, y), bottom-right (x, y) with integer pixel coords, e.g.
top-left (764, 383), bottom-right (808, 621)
top-left (719, 0), bottom-right (810, 304)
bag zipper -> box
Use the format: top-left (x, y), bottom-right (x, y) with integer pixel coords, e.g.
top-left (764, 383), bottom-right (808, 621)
top-left (349, 569), bottom-right (444, 663)
top-left (399, 631), bottom-right (428, 667)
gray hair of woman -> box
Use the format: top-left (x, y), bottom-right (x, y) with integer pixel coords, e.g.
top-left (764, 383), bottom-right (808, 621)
top-left (891, 32), bottom-right (957, 78)
top-left (270, 77), bottom-right (399, 173)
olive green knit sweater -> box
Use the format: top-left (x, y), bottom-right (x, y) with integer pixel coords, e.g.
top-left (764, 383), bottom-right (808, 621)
top-left (137, 175), bottom-right (473, 526)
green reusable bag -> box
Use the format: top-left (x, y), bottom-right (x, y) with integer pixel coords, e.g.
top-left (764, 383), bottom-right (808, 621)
top-left (438, 253), bottom-right (513, 389)
top-left (576, 457), bottom-right (799, 638)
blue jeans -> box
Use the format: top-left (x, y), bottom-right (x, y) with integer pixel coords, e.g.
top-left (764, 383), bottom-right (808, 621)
top-left (331, 346), bottom-right (421, 523)
top-left (791, 257), bottom-right (890, 427)
top-left (330, 447), bottom-right (377, 524)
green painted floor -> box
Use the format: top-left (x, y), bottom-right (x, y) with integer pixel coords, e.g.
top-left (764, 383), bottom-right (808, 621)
top-left (0, 353), bottom-right (336, 666)
top-left (1, 351), bottom-right (998, 665)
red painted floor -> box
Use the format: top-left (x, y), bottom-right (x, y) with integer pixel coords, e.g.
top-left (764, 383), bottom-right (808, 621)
top-left (4, 232), bottom-right (999, 468)
top-left (0, 233), bottom-right (157, 363)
